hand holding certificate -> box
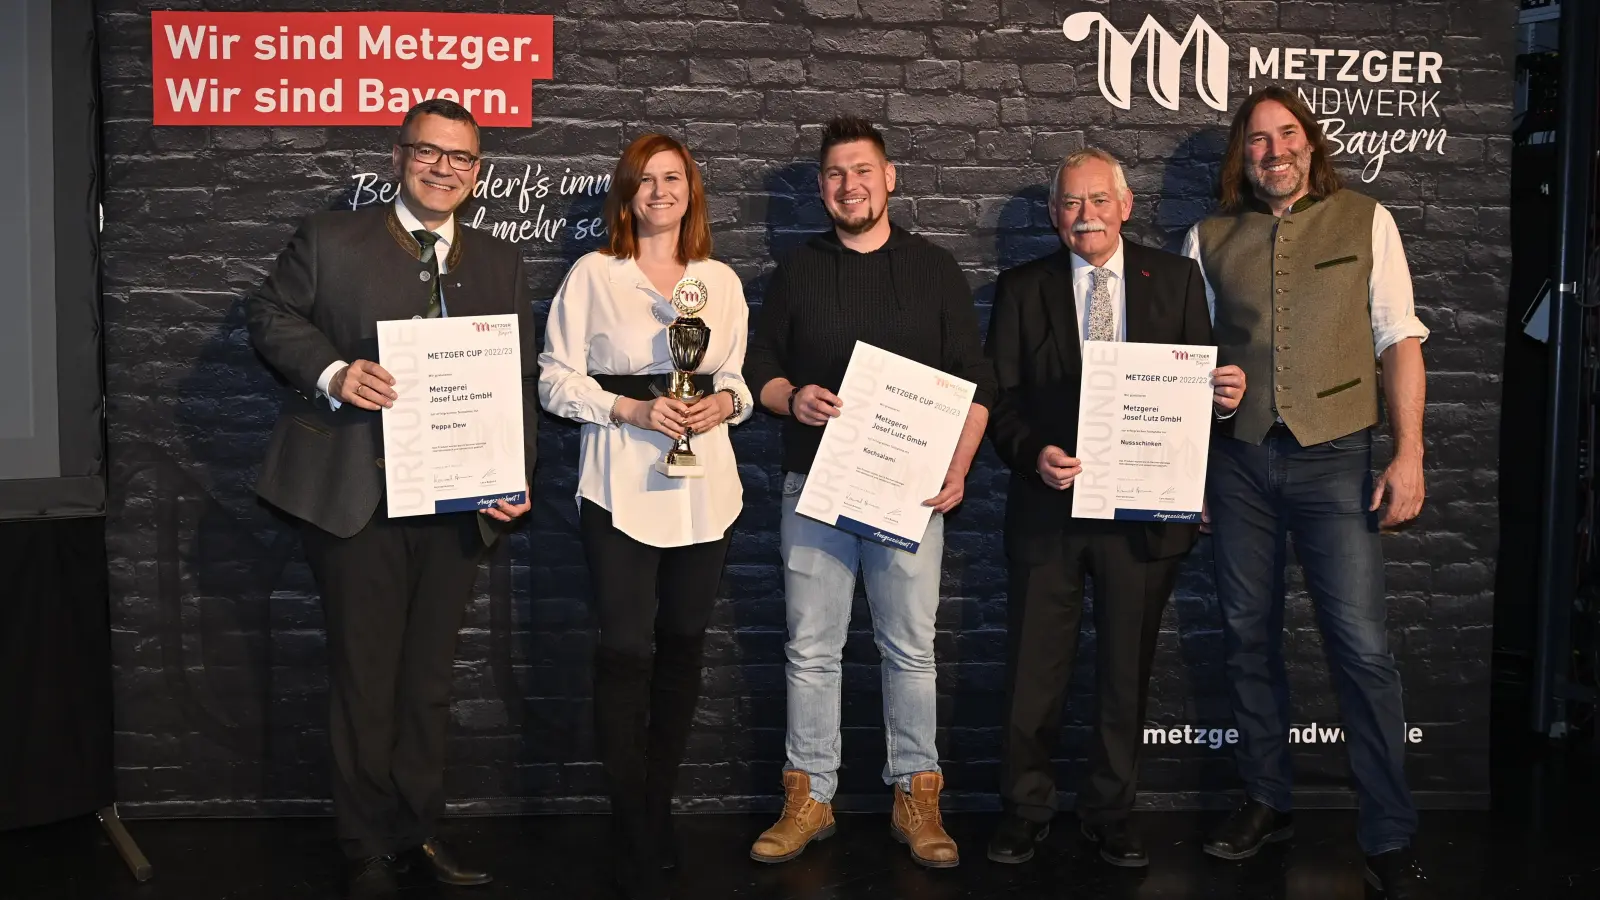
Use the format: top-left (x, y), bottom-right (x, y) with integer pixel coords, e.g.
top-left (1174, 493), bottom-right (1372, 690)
top-left (377, 314), bottom-right (528, 517)
top-left (1071, 340), bottom-right (1217, 522)
top-left (795, 342), bottom-right (977, 552)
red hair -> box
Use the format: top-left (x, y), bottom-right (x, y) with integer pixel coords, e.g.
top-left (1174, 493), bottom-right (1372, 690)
top-left (602, 134), bottom-right (712, 264)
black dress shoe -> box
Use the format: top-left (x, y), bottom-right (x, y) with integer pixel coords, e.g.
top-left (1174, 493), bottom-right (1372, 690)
top-left (1365, 848), bottom-right (1431, 898)
top-left (404, 837), bottom-right (493, 886)
top-left (1080, 819), bottom-right (1148, 868)
top-left (345, 855), bottom-right (405, 898)
top-left (1202, 799), bottom-right (1294, 860)
top-left (986, 815), bottom-right (1051, 864)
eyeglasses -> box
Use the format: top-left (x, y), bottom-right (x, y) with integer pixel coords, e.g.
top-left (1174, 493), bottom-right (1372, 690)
top-left (399, 142), bottom-right (479, 171)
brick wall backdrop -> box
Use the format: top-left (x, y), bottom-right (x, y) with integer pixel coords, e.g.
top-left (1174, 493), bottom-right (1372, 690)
top-left (99, 0), bottom-right (1511, 815)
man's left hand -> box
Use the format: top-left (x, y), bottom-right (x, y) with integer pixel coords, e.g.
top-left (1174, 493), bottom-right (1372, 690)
top-left (1370, 454), bottom-right (1424, 528)
top-left (923, 466), bottom-right (967, 513)
top-left (1211, 365), bottom-right (1246, 413)
top-left (482, 486), bottom-right (533, 523)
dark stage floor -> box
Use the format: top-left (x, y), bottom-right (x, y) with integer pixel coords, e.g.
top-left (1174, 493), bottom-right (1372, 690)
top-left (7, 697), bottom-right (1600, 900)
top-left (3, 799), bottom-right (1598, 900)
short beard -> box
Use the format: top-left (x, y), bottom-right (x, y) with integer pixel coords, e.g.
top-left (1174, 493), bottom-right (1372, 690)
top-left (1247, 148), bottom-right (1312, 199)
top-left (829, 203), bottom-right (882, 236)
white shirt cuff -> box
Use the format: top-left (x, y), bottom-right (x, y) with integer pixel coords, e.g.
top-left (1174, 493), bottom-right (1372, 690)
top-left (317, 360), bottom-right (348, 410)
top-left (1374, 324), bottom-right (1430, 358)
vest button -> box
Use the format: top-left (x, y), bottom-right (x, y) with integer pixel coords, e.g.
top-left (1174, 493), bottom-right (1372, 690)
top-left (1276, 366), bottom-right (1284, 372)
top-left (375, 457), bottom-right (385, 469)
top-left (1276, 270), bottom-right (1288, 276)
top-left (1276, 385), bottom-right (1286, 392)
top-left (1275, 288), bottom-right (1287, 294)
top-left (1276, 325), bottom-right (1286, 332)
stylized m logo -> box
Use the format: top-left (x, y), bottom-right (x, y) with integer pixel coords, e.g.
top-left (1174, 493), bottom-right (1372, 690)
top-left (1172, 349), bottom-right (1190, 360)
top-left (1062, 13), bottom-right (1229, 112)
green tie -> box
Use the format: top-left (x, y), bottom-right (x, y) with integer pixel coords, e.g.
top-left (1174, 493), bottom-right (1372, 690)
top-left (412, 229), bottom-right (442, 318)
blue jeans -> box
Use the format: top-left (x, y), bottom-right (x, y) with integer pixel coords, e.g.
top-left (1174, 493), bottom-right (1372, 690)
top-left (779, 471), bottom-right (945, 803)
top-left (1208, 427), bottom-right (1417, 855)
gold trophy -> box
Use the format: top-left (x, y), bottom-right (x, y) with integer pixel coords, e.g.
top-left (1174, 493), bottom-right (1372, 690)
top-left (655, 277), bottom-right (711, 477)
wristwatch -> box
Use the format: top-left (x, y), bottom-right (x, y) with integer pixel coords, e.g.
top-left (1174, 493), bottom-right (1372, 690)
top-left (721, 388), bottom-right (744, 421)
top-left (787, 385), bottom-right (801, 417)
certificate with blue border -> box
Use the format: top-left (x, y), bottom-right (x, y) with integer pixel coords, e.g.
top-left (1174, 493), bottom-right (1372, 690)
top-left (795, 342), bottom-right (977, 553)
top-left (1070, 340), bottom-right (1216, 523)
top-left (377, 314), bottom-right (527, 518)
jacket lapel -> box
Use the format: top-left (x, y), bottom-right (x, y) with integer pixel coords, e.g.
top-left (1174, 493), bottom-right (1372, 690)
top-left (1039, 250), bottom-right (1081, 370)
top-left (385, 203), bottom-right (466, 271)
top-left (1121, 241), bottom-right (1155, 345)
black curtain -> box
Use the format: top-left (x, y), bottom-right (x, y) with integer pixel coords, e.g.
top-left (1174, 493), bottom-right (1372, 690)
top-left (0, 517), bottom-right (113, 830)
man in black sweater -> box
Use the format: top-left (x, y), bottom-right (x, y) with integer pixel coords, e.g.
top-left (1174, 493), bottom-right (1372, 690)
top-left (744, 117), bottom-right (995, 869)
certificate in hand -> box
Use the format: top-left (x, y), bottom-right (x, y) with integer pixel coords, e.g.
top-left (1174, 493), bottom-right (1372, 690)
top-left (796, 342), bottom-right (977, 553)
top-left (377, 314), bottom-right (528, 517)
top-left (1071, 340), bottom-right (1217, 522)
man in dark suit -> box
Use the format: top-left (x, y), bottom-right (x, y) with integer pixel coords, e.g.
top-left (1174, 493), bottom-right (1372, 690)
top-left (246, 99), bottom-right (535, 896)
top-left (983, 149), bottom-right (1245, 868)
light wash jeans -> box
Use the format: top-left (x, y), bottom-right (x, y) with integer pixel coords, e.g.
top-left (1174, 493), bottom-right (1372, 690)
top-left (779, 471), bottom-right (945, 803)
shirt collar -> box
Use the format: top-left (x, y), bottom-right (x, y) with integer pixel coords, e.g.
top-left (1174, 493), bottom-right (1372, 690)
top-left (613, 255), bottom-right (698, 295)
top-left (1068, 236), bottom-right (1126, 283)
top-left (394, 196), bottom-right (455, 249)
top-left (1244, 192), bottom-right (1325, 216)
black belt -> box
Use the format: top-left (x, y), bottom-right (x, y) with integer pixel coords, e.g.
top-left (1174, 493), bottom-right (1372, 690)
top-left (593, 373), bottom-right (714, 401)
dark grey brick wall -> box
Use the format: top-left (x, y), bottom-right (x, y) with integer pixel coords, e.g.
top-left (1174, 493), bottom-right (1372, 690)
top-left (100, 0), bottom-right (1510, 815)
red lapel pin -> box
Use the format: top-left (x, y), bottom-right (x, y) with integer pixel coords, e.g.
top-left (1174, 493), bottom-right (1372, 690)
top-left (1141, 270), bottom-right (1151, 277)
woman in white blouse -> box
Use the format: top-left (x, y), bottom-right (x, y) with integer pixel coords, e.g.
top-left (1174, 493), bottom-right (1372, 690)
top-left (538, 133), bottom-right (751, 898)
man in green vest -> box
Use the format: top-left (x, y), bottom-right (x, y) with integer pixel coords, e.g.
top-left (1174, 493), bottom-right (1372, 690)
top-left (1181, 86), bottom-right (1430, 898)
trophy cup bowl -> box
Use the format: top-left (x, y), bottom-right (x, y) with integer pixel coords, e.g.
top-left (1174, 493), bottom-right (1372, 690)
top-left (655, 295), bottom-right (712, 477)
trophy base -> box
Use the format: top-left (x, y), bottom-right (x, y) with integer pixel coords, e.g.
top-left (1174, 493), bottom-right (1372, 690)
top-left (654, 460), bottom-right (705, 478)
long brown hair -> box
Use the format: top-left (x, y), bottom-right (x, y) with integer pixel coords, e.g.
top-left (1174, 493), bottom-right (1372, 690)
top-left (1217, 86), bottom-right (1342, 213)
top-left (602, 133), bottom-right (712, 263)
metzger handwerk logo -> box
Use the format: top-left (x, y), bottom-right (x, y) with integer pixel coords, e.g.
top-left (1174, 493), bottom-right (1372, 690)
top-left (1062, 12), bottom-right (1229, 111)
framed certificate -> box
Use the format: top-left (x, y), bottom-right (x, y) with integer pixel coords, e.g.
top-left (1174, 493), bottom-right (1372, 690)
top-left (377, 314), bottom-right (528, 517)
top-left (1070, 340), bottom-right (1217, 522)
top-left (796, 341), bottom-right (977, 552)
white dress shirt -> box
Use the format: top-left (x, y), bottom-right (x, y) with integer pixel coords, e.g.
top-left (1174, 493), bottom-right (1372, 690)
top-left (539, 251), bottom-right (754, 548)
top-left (317, 197), bottom-right (455, 410)
top-left (1179, 201), bottom-right (1430, 357)
top-left (1068, 238), bottom-right (1127, 344)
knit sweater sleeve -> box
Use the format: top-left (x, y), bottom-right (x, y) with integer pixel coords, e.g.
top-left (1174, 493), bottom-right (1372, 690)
top-left (744, 259), bottom-right (793, 399)
top-left (933, 248), bottom-right (997, 409)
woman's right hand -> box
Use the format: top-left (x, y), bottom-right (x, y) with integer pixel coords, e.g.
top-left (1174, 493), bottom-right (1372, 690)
top-left (616, 396), bottom-right (693, 439)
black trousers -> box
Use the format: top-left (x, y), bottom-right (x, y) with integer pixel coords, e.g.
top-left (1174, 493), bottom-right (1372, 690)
top-left (1000, 526), bottom-right (1185, 825)
top-left (302, 508), bottom-right (485, 860)
top-left (578, 499), bottom-right (729, 860)
top-left (578, 500), bottom-right (731, 658)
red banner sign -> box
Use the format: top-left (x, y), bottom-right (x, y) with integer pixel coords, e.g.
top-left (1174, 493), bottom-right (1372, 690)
top-left (151, 11), bottom-right (553, 126)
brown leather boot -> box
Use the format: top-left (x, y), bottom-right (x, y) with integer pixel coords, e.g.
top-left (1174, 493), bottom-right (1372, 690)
top-left (891, 772), bottom-right (959, 868)
top-left (749, 770), bottom-right (837, 863)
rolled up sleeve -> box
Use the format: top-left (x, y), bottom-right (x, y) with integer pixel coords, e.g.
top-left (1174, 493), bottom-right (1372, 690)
top-left (1369, 203), bottom-right (1430, 357)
